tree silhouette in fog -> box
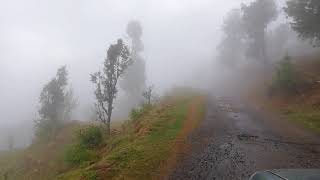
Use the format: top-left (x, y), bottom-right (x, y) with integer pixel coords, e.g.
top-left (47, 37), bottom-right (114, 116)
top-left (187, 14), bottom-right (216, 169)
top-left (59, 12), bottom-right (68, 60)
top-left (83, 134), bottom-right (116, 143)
top-left (91, 39), bottom-right (132, 134)
top-left (35, 66), bottom-right (77, 140)
top-left (242, 0), bottom-right (278, 63)
top-left (218, 8), bottom-right (245, 67)
top-left (120, 20), bottom-right (146, 107)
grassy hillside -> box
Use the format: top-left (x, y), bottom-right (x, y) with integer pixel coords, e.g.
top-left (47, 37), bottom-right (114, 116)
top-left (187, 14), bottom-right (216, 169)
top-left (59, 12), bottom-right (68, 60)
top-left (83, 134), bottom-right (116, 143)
top-left (0, 93), bottom-right (205, 180)
top-left (0, 122), bottom-right (83, 180)
top-left (251, 53), bottom-right (320, 133)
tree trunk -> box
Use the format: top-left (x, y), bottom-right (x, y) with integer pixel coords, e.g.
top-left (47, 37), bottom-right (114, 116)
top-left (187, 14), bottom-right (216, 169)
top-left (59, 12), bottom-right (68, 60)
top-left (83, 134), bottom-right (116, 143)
top-left (106, 118), bottom-right (111, 135)
top-left (106, 99), bottom-right (113, 135)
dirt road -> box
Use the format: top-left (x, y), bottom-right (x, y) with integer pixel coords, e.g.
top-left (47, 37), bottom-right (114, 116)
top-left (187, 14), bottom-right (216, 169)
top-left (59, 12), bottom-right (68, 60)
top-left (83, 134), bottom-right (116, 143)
top-left (169, 96), bottom-right (320, 180)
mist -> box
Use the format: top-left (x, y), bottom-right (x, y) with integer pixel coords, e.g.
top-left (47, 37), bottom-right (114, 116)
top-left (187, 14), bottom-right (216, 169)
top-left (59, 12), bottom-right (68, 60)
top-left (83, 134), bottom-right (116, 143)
top-left (0, 0), bottom-right (308, 150)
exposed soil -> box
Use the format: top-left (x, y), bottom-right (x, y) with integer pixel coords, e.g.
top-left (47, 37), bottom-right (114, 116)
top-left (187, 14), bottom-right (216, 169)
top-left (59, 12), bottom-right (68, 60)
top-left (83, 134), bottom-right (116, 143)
top-left (159, 97), bottom-right (204, 179)
top-left (169, 95), bottom-right (320, 180)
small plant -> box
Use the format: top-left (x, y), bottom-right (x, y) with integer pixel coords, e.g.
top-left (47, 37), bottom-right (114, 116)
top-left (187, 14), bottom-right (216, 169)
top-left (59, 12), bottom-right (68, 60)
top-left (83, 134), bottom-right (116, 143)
top-left (130, 108), bottom-right (143, 121)
top-left (130, 104), bottom-right (152, 121)
top-left (81, 170), bottom-right (98, 180)
top-left (64, 144), bottom-right (97, 166)
top-left (77, 125), bottom-right (103, 149)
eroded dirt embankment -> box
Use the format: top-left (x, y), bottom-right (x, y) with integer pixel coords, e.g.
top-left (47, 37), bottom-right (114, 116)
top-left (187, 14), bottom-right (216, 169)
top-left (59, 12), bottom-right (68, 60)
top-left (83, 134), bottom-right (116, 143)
top-left (169, 95), bottom-right (320, 180)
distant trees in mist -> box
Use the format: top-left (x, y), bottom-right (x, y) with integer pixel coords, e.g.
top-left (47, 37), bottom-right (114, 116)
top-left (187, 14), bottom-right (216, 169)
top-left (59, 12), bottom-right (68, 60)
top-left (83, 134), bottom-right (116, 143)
top-left (242, 0), bottom-right (278, 63)
top-left (218, 0), bottom-right (278, 66)
top-left (266, 23), bottom-right (292, 62)
top-left (218, 0), bottom-right (320, 68)
top-left (90, 39), bottom-right (132, 135)
top-left (120, 20), bottom-right (146, 108)
top-left (35, 66), bottom-right (77, 141)
top-left (33, 22), bottom-right (147, 138)
top-left (217, 9), bottom-right (245, 67)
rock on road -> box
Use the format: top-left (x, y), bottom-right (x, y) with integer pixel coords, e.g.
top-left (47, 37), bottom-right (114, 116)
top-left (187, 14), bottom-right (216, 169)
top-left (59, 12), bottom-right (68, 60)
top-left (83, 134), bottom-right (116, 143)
top-left (169, 96), bottom-right (320, 180)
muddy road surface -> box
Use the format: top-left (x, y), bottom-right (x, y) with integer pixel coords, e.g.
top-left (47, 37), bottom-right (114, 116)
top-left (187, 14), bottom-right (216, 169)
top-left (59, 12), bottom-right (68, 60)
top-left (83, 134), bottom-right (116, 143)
top-left (169, 96), bottom-right (320, 180)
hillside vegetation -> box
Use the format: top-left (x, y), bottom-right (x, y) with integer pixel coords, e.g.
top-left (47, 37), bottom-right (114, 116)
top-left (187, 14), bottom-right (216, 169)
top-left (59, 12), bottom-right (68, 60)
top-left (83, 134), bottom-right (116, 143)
top-left (0, 92), bottom-right (205, 180)
top-left (253, 53), bottom-right (320, 133)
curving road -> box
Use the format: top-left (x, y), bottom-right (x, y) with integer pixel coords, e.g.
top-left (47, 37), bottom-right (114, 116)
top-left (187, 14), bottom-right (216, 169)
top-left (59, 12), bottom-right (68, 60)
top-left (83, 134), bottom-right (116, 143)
top-left (169, 96), bottom-right (320, 180)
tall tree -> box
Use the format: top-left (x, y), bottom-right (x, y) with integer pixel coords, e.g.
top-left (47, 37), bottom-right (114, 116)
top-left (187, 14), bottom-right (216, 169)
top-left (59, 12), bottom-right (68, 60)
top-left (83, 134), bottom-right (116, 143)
top-left (266, 23), bottom-right (291, 61)
top-left (242, 0), bottom-right (278, 63)
top-left (91, 39), bottom-right (131, 134)
top-left (284, 0), bottom-right (320, 46)
top-left (217, 8), bottom-right (245, 67)
top-left (120, 21), bottom-right (146, 106)
top-left (35, 66), bottom-right (76, 139)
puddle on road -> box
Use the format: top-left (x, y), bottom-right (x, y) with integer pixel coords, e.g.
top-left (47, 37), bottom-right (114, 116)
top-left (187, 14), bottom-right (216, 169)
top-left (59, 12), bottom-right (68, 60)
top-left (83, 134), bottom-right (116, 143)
top-left (237, 134), bottom-right (259, 141)
top-left (217, 98), bottom-right (264, 133)
top-left (227, 111), bottom-right (263, 132)
top-left (228, 112), bottom-right (241, 119)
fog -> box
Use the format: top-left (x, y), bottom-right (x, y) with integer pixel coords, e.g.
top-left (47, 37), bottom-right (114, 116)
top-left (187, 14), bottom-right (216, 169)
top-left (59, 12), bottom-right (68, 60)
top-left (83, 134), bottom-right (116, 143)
top-left (0, 0), bottom-right (297, 149)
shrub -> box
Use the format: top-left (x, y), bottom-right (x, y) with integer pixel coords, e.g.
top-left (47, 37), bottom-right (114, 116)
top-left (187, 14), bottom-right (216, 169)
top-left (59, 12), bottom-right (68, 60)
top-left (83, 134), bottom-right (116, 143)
top-left (77, 125), bottom-right (103, 149)
top-left (130, 108), bottom-right (142, 121)
top-left (81, 170), bottom-right (98, 180)
top-left (271, 55), bottom-right (297, 94)
top-left (64, 144), bottom-right (97, 165)
top-left (130, 104), bottom-right (152, 121)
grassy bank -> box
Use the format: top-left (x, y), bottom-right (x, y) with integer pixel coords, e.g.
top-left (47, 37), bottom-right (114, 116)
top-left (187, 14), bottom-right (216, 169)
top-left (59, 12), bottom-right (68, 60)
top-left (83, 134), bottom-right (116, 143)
top-left (0, 93), bottom-right (206, 180)
top-left (284, 106), bottom-right (320, 133)
top-left (250, 53), bottom-right (320, 134)
top-left (59, 95), bottom-right (205, 180)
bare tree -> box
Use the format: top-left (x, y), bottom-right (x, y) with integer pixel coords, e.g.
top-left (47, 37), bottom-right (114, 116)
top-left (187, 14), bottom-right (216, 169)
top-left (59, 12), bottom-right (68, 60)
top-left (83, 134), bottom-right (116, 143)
top-left (91, 39), bottom-right (131, 134)
top-left (142, 85), bottom-right (154, 105)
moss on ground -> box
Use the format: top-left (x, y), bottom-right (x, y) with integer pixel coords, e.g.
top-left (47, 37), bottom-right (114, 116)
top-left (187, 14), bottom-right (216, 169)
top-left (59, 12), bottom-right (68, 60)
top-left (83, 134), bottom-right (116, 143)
top-left (285, 106), bottom-right (320, 133)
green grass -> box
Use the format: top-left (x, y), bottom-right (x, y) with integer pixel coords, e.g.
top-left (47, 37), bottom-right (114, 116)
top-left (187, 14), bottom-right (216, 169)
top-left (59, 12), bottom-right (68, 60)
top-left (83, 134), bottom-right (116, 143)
top-left (0, 94), bottom-right (205, 180)
top-left (104, 99), bottom-right (189, 179)
top-left (59, 97), bottom-right (196, 180)
top-left (286, 107), bottom-right (320, 133)
top-left (0, 122), bottom-right (84, 180)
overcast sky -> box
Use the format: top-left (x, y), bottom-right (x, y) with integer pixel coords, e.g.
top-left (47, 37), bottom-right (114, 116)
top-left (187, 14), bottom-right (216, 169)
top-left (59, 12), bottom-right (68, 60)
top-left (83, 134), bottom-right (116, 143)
top-left (0, 0), bottom-right (288, 128)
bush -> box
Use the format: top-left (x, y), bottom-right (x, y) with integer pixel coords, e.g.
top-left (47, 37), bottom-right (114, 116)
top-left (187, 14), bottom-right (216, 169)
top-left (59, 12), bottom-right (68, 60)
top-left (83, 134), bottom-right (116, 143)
top-left (64, 125), bottom-right (101, 166)
top-left (81, 170), bottom-right (98, 180)
top-left (130, 108), bottom-right (143, 121)
top-left (271, 55), bottom-right (297, 94)
top-left (77, 125), bottom-right (103, 149)
top-left (64, 144), bottom-right (97, 165)
top-left (130, 104), bottom-right (152, 121)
